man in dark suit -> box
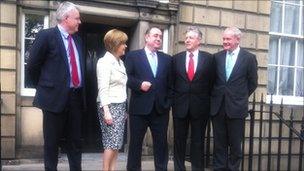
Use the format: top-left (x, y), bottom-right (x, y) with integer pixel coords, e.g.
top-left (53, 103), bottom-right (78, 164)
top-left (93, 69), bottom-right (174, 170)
top-left (125, 27), bottom-right (172, 171)
top-left (172, 26), bottom-right (214, 171)
top-left (27, 2), bottom-right (85, 171)
top-left (210, 26), bottom-right (258, 171)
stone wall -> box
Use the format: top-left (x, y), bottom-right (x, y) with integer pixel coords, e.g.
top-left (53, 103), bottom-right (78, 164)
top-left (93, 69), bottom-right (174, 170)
top-left (0, 1), bottom-right (17, 159)
top-left (176, 2), bottom-right (303, 170)
top-left (177, 0), bottom-right (270, 102)
top-left (1, 1), bottom-right (303, 166)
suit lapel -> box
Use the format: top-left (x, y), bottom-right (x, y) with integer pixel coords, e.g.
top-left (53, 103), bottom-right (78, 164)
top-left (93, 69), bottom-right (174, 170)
top-left (177, 52), bottom-right (189, 81)
top-left (140, 49), bottom-right (154, 78)
top-left (193, 51), bottom-right (206, 81)
top-left (228, 48), bottom-right (245, 81)
top-left (73, 35), bottom-right (85, 81)
top-left (155, 51), bottom-right (164, 78)
top-left (55, 27), bottom-right (70, 76)
top-left (218, 51), bottom-right (227, 79)
top-left (113, 60), bottom-right (126, 75)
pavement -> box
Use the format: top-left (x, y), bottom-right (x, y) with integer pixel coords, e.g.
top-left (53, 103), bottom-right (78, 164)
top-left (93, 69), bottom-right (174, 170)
top-left (2, 153), bottom-right (192, 171)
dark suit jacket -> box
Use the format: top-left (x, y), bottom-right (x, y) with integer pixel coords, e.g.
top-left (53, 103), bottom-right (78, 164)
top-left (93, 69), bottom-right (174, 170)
top-left (210, 48), bottom-right (258, 118)
top-left (172, 51), bottom-right (214, 119)
top-left (28, 26), bottom-right (85, 113)
top-left (125, 49), bottom-right (172, 115)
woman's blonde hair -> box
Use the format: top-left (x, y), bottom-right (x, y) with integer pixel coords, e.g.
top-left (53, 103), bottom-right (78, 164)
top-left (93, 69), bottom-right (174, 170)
top-left (104, 29), bottom-right (128, 54)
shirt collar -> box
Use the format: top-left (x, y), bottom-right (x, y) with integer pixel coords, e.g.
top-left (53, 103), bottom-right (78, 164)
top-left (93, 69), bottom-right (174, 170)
top-left (144, 46), bottom-right (157, 56)
top-left (227, 46), bottom-right (240, 56)
top-left (187, 49), bottom-right (199, 57)
top-left (57, 24), bottom-right (69, 39)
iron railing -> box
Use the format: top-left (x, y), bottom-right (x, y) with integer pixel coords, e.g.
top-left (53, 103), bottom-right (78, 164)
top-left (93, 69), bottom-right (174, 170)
top-left (203, 93), bottom-right (304, 171)
top-left (0, 83), bottom-right (2, 169)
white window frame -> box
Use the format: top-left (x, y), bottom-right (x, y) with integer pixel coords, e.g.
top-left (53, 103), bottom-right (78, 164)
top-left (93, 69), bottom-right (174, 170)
top-left (21, 11), bottom-right (49, 96)
top-left (267, 0), bottom-right (304, 105)
top-left (162, 29), bottom-right (169, 53)
top-left (157, 0), bottom-right (170, 3)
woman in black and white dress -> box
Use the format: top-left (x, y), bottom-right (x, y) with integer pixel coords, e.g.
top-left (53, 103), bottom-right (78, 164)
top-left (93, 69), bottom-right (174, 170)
top-left (96, 29), bottom-right (128, 171)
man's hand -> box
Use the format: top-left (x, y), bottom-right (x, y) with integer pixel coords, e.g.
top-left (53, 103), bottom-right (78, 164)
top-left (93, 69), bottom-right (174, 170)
top-left (140, 81), bottom-right (152, 92)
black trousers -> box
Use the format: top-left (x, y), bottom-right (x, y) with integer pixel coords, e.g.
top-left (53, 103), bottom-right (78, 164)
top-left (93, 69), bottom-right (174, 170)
top-left (127, 106), bottom-right (169, 171)
top-left (173, 113), bottom-right (208, 171)
top-left (212, 103), bottom-right (245, 171)
top-left (43, 88), bottom-right (83, 171)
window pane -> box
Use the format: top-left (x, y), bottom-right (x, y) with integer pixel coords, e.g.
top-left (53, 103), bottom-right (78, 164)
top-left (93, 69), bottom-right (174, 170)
top-left (280, 37), bottom-right (295, 66)
top-left (24, 14), bottom-right (45, 89)
top-left (296, 68), bottom-right (304, 96)
top-left (301, 8), bottom-right (304, 35)
top-left (268, 66), bottom-right (278, 95)
top-left (285, 0), bottom-right (300, 5)
top-left (25, 14), bottom-right (44, 38)
top-left (284, 4), bottom-right (299, 34)
top-left (279, 67), bottom-right (294, 95)
top-left (24, 64), bottom-right (35, 88)
top-left (24, 39), bottom-right (35, 64)
top-left (297, 40), bottom-right (304, 67)
top-left (270, 2), bottom-right (282, 32)
top-left (269, 36), bottom-right (279, 64)
top-left (24, 39), bottom-right (36, 89)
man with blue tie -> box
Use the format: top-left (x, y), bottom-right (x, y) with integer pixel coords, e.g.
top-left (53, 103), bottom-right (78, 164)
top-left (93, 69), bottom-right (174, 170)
top-left (28, 2), bottom-right (85, 171)
top-left (125, 27), bottom-right (172, 171)
top-left (210, 27), bottom-right (258, 171)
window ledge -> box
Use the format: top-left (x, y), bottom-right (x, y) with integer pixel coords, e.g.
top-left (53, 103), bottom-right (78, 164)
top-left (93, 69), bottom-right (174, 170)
top-left (21, 88), bottom-right (36, 97)
top-left (266, 95), bottom-right (304, 106)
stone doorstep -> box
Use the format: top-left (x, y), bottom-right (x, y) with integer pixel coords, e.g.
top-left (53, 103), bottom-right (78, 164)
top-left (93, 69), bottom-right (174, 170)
top-left (1, 153), bottom-right (200, 171)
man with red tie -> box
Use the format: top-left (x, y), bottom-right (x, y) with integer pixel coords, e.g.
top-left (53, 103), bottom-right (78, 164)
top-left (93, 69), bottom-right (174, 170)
top-left (28, 2), bottom-right (85, 171)
top-left (171, 26), bottom-right (215, 171)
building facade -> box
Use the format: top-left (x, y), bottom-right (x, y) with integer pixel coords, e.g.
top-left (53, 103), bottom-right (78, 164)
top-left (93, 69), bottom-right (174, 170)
top-left (1, 0), bottom-right (303, 167)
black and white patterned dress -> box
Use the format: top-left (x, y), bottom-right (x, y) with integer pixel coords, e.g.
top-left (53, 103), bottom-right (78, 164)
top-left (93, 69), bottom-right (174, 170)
top-left (97, 102), bottom-right (126, 150)
top-left (96, 51), bottom-right (128, 150)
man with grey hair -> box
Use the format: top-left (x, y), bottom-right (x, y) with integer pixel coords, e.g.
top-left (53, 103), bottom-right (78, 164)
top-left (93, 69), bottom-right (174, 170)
top-left (210, 26), bottom-right (258, 171)
top-left (28, 1), bottom-right (85, 170)
top-left (171, 26), bottom-right (214, 170)
top-left (125, 27), bottom-right (172, 171)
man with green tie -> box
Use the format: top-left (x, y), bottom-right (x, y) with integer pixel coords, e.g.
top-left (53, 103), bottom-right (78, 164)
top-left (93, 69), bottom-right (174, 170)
top-left (210, 26), bottom-right (258, 171)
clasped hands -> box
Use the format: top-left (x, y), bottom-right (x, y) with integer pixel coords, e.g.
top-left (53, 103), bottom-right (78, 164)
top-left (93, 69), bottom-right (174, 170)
top-left (141, 81), bottom-right (152, 92)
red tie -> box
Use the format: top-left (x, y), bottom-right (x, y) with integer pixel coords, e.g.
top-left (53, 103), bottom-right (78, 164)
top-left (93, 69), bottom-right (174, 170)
top-left (68, 35), bottom-right (80, 87)
top-left (187, 52), bottom-right (194, 81)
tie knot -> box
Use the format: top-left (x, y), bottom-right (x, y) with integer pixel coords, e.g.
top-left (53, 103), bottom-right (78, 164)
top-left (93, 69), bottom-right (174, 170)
top-left (68, 34), bottom-right (72, 40)
top-left (151, 52), bottom-right (155, 56)
top-left (189, 53), bottom-right (194, 58)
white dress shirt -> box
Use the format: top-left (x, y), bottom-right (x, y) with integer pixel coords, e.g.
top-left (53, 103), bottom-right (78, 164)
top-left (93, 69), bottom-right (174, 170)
top-left (96, 51), bottom-right (127, 107)
top-left (185, 49), bottom-right (199, 73)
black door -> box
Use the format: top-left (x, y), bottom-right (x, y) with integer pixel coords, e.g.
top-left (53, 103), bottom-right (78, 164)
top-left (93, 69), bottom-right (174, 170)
top-left (78, 23), bottom-right (131, 152)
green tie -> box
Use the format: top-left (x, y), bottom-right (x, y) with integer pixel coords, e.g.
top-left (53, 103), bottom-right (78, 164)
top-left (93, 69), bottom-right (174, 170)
top-left (226, 52), bottom-right (233, 80)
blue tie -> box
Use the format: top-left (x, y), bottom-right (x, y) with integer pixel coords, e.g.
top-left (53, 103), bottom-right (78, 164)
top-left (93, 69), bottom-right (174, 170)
top-left (150, 52), bottom-right (157, 77)
top-left (226, 52), bottom-right (233, 80)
